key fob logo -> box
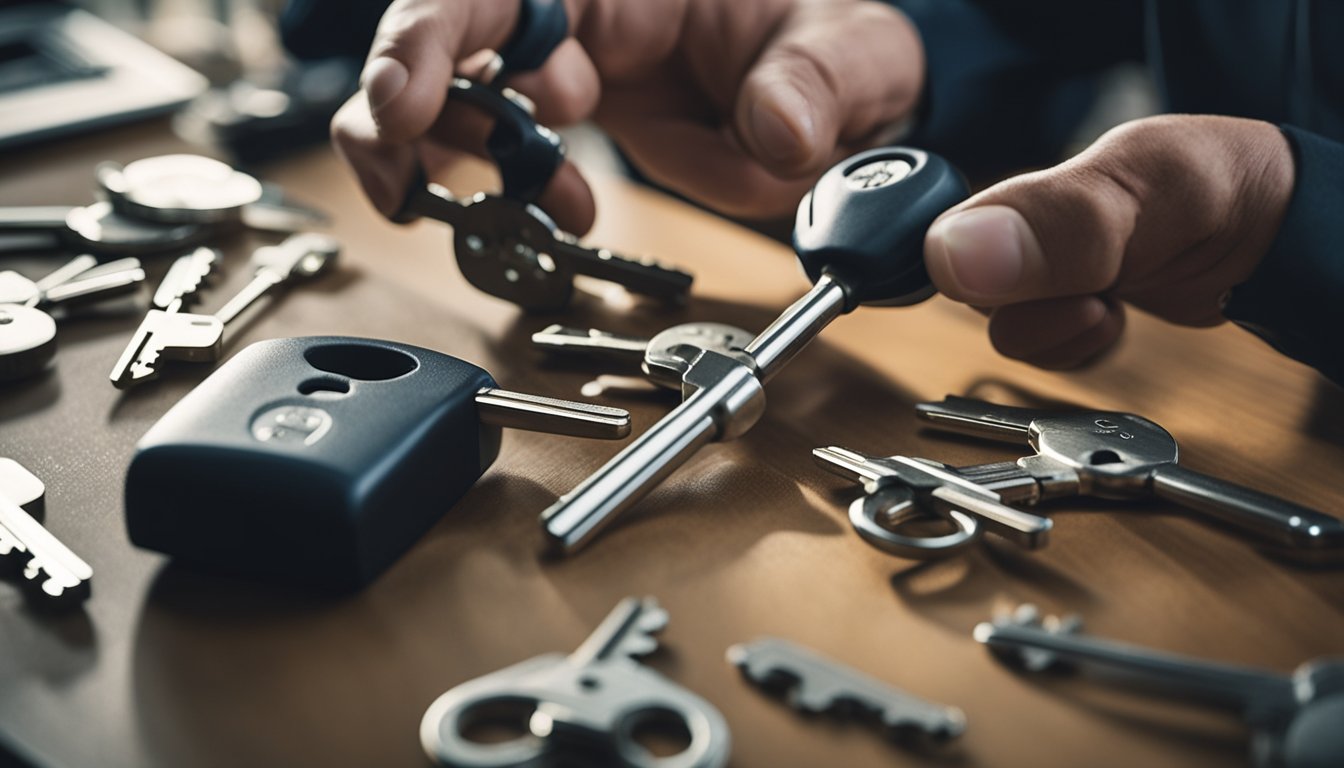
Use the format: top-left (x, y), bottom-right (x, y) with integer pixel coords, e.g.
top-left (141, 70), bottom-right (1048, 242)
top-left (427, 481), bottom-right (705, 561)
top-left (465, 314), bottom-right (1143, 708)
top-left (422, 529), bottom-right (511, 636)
top-left (252, 405), bottom-right (333, 447)
top-left (846, 158), bottom-right (914, 190)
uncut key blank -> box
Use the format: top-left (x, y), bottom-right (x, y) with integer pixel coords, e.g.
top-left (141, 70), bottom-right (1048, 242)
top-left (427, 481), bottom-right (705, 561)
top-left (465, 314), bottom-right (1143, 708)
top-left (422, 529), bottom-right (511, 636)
top-left (541, 147), bottom-right (970, 554)
top-left (110, 233), bottom-right (337, 388)
top-left (0, 458), bottom-right (92, 608)
top-left (976, 605), bottom-right (1344, 768)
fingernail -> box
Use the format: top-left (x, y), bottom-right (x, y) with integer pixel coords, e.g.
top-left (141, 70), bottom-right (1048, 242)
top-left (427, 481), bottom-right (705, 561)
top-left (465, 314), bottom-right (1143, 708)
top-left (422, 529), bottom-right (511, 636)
top-left (929, 206), bottom-right (1025, 298)
top-left (363, 57), bottom-right (409, 113)
top-left (750, 86), bottom-right (815, 164)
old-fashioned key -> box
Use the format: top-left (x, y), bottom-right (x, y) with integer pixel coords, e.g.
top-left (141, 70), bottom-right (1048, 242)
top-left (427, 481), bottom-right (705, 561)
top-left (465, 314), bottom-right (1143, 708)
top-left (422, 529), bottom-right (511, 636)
top-left (0, 201), bottom-right (208, 257)
top-left (126, 336), bottom-right (632, 588)
top-left (0, 458), bottom-right (92, 608)
top-left (976, 605), bottom-right (1344, 768)
top-left (110, 233), bottom-right (336, 388)
top-left (728, 637), bottom-right (965, 744)
top-left (541, 147), bottom-right (970, 554)
top-left (532, 322), bottom-right (757, 390)
top-left (421, 597), bottom-right (730, 767)
top-left (812, 446), bottom-right (1052, 559)
top-left (0, 256), bottom-right (147, 381)
top-left (395, 79), bottom-right (692, 312)
top-left (914, 396), bottom-right (1344, 562)
top-left (97, 153), bottom-right (327, 233)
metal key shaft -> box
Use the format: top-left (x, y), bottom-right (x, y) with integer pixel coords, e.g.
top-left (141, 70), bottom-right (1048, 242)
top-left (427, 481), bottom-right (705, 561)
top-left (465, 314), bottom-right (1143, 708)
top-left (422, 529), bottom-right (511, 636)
top-left (542, 147), bottom-right (970, 554)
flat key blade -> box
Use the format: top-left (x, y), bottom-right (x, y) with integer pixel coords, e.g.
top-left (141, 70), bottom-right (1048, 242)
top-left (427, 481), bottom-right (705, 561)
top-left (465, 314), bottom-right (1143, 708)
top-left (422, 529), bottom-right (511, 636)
top-left (530, 324), bottom-right (650, 365)
top-left (474, 388), bottom-right (631, 439)
top-left (546, 234), bottom-right (692, 300)
top-left (568, 596), bottom-right (667, 667)
top-left (915, 396), bottom-right (1052, 443)
top-left (153, 247), bottom-right (218, 309)
top-left (110, 311), bottom-right (162, 388)
top-left (729, 637), bottom-right (966, 741)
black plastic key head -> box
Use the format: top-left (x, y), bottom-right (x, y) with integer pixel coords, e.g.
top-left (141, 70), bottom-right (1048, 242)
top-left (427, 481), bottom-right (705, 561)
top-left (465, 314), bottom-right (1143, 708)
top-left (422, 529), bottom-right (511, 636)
top-left (794, 147), bottom-right (969, 309)
top-left (124, 337), bottom-right (504, 591)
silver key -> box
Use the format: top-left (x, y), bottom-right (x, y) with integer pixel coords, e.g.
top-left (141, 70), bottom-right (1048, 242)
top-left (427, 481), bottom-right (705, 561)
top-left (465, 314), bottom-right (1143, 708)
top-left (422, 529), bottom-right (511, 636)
top-left (109, 247), bottom-right (218, 387)
top-left (421, 596), bottom-right (731, 768)
top-left (0, 458), bottom-right (92, 608)
top-left (0, 255), bottom-right (145, 309)
top-left (976, 604), bottom-right (1344, 768)
top-left (533, 321), bottom-right (756, 390)
top-left (728, 637), bottom-right (966, 743)
top-left (916, 396), bottom-right (1344, 562)
top-left (399, 161), bottom-right (692, 312)
top-left (813, 446), bottom-right (1052, 559)
top-left (111, 234), bottom-right (337, 388)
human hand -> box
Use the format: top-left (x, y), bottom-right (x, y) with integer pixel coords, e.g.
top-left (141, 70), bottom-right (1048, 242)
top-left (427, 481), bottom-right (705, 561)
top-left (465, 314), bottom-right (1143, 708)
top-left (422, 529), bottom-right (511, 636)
top-left (331, 0), bottom-right (924, 232)
top-left (922, 115), bottom-right (1295, 369)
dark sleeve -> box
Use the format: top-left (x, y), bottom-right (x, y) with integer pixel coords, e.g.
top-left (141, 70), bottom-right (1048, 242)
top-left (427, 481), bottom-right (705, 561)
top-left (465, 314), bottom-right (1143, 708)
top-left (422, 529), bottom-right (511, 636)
top-left (1222, 126), bottom-right (1344, 386)
top-left (280, 0), bottom-right (392, 60)
top-left (889, 0), bottom-right (1145, 177)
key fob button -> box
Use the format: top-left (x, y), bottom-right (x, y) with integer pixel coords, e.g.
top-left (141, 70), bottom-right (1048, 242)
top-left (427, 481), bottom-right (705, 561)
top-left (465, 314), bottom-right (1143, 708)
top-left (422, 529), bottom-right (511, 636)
top-left (125, 336), bottom-right (499, 590)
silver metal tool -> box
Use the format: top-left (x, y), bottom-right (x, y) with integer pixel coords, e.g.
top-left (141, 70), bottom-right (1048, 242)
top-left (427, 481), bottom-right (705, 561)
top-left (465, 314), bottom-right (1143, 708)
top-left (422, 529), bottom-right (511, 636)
top-left (110, 234), bottom-right (336, 388)
top-left (532, 322), bottom-right (757, 390)
top-left (540, 147), bottom-right (970, 554)
top-left (0, 256), bottom-right (147, 381)
top-left (421, 596), bottom-right (730, 768)
top-left (976, 604), bottom-right (1344, 768)
top-left (813, 446), bottom-right (1052, 559)
top-left (915, 396), bottom-right (1344, 562)
top-left (0, 458), bottom-right (92, 608)
top-left (97, 153), bottom-right (327, 233)
top-left (728, 636), bottom-right (966, 744)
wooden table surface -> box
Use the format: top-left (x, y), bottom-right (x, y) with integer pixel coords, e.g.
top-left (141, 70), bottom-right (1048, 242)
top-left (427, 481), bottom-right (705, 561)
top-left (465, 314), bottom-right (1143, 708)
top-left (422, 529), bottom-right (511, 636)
top-left (1, 120), bottom-right (1342, 768)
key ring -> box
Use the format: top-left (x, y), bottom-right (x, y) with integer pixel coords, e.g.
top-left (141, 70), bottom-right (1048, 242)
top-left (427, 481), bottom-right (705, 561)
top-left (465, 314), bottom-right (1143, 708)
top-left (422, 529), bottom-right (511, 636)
top-left (849, 484), bottom-right (983, 559)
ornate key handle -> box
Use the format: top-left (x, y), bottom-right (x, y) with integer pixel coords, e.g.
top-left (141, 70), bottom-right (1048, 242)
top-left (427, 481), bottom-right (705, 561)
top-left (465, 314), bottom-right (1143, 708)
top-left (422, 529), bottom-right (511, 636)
top-left (421, 657), bottom-right (730, 768)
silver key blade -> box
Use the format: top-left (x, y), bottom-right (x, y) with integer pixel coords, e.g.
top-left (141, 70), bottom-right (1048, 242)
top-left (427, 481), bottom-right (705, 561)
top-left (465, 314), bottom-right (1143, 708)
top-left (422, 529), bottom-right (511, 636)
top-left (541, 350), bottom-right (764, 554)
top-left (915, 396), bottom-right (1050, 443)
top-left (474, 388), bottom-right (631, 439)
top-left (40, 259), bottom-right (145, 307)
top-left (213, 234), bottom-right (340, 326)
top-left (975, 604), bottom-right (1298, 720)
top-left (568, 596), bottom-right (668, 667)
top-left (33, 254), bottom-right (98, 295)
top-left (531, 324), bottom-right (651, 365)
top-left (153, 247), bottom-right (218, 309)
top-left (1150, 464), bottom-right (1344, 556)
top-left (728, 637), bottom-right (966, 741)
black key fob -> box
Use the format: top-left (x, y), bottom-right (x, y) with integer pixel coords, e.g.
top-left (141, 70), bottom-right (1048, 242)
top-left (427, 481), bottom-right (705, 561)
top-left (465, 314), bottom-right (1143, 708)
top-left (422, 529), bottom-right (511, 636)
top-left (125, 337), bottom-right (503, 591)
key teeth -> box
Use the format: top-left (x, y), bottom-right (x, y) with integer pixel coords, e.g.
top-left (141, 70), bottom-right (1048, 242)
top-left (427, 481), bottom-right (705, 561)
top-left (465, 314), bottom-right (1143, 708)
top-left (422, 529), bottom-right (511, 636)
top-left (613, 601), bottom-right (667, 660)
top-left (986, 603), bottom-right (1083, 672)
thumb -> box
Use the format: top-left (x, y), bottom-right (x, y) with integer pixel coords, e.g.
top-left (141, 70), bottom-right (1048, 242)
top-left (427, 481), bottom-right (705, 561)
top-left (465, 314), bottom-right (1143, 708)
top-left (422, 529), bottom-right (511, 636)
top-left (733, 3), bottom-right (922, 178)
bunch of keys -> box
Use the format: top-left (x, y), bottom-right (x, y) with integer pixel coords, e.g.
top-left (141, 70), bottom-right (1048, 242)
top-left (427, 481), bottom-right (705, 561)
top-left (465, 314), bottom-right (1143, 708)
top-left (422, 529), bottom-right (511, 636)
top-left (0, 458), bottom-right (93, 608)
top-left (0, 254), bottom-right (146, 381)
top-left (541, 147), bottom-right (970, 554)
top-left (109, 233), bottom-right (337, 388)
top-left (815, 397), bottom-right (1344, 562)
top-left (421, 597), bottom-right (730, 767)
top-left (0, 154), bottom-right (324, 258)
top-left (729, 637), bottom-right (966, 745)
top-left (394, 78), bottom-right (692, 312)
top-left (126, 336), bottom-right (632, 589)
top-left (976, 605), bottom-right (1344, 768)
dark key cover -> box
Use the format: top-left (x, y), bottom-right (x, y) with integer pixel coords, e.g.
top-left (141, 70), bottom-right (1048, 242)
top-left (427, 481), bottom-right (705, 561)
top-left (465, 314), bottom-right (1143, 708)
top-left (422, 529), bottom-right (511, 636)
top-left (125, 337), bottom-right (502, 591)
top-left (794, 146), bottom-right (969, 309)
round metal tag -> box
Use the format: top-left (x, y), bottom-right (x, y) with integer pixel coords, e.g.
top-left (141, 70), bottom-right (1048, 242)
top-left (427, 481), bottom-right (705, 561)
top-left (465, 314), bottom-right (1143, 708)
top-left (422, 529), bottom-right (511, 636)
top-left (117, 154), bottom-right (264, 216)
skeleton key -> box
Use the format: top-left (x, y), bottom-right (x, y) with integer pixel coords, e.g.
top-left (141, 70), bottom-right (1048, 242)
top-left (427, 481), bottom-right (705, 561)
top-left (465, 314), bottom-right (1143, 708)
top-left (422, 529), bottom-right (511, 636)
top-left (111, 233), bottom-right (337, 388)
top-left (916, 396), bottom-right (1344, 562)
top-left (0, 458), bottom-right (92, 608)
top-left (729, 637), bottom-right (966, 743)
top-left (395, 79), bottom-right (692, 312)
top-left (813, 446), bottom-right (1052, 559)
top-left (976, 605), bottom-right (1344, 768)
top-left (533, 322), bottom-right (757, 390)
top-left (421, 597), bottom-right (730, 767)
top-left (542, 147), bottom-right (969, 554)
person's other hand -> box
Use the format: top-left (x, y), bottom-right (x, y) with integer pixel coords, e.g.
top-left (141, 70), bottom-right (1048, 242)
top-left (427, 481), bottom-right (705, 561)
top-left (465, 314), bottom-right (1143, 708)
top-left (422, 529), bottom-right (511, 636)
top-left (331, 0), bottom-right (924, 233)
top-left (923, 115), bottom-right (1295, 369)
